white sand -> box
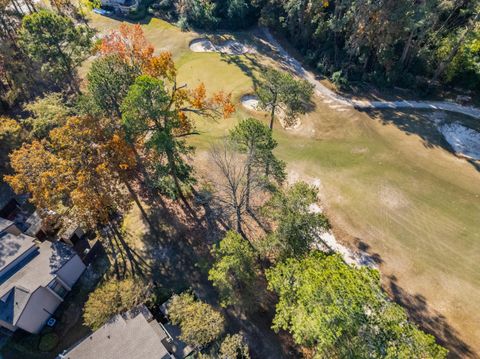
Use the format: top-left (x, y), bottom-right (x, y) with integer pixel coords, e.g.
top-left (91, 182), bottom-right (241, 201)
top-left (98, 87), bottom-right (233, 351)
top-left (240, 94), bottom-right (260, 111)
top-left (309, 203), bottom-right (378, 268)
top-left (438, 122), bottom-right (480, 160)
top-left (240, 94), bottom-right (301, 130)
top-left (189, 38), bottom-right (255, 55)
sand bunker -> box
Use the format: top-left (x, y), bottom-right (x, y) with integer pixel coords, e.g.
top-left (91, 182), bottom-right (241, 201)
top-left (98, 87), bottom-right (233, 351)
top-left (309, 203), bottom-right (377, 268)
top-left (438, 122), bottom-right (480, 160)
top-left (429, 112), bottom-right (480, 160)
top-left (241, 94), bottom-right (260, 111)
top-left (240, 94), bottom-right (301, 130)
top-left (189, 38), bottom-right (255, 55)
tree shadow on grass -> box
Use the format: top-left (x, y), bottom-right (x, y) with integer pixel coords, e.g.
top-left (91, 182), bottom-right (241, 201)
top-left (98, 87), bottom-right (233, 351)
top-left (353, 238), bottom-right (384, 266)
top-left (219, 52), bottom-right (264, 90)
top-left (361, 108), bottom-right (480, 173)
top-left (364, 109), bottom-right (451, 150)
top-left (137, 197), bottom-right (296, 358)
top-left (387, 275), bottom-right (477, 359)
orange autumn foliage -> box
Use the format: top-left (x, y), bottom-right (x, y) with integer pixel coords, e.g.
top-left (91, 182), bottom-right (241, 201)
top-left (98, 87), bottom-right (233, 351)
top-left (6, 116), bottom-right (136, 226)
top-left (98, 23), bottom-right (235, 119)
top-left (99, 24), bottom-right (179, 82)
top-left (99, 24), bottom-right (154, 69)
top-left (143, 52), bottom-right (177, 80)
top-left (187, 83), bottom-right (235, 118)
top-left (6, 141), bottom-right (72, 211)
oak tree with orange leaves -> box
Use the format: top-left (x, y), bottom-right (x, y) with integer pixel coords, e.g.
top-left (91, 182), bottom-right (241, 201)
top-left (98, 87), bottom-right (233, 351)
top-left (6, 115), bottom-right (136, 227)
top-left (98, 24), bottom-right (155, 73)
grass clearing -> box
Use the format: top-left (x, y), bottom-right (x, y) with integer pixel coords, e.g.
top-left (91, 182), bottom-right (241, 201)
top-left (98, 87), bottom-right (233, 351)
top-left (87, 14), bottom-right (480, 356)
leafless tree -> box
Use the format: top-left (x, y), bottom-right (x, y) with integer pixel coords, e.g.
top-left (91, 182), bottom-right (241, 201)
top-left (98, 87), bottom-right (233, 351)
top-left (209, 139), bottom-right (263, 236)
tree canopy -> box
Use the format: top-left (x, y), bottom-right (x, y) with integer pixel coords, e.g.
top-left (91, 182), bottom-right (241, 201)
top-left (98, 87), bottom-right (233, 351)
top-left (260, 182), bottom-right (329, 261)
top-left (121, 74), bottom-right (233, 200)
top-left (256, 68), bottom-right (314, 130)
top-left (83, 278), bottom-right (149, 330)
top-left (0, 118), bottom-right (23, 174)
top-left (23, 92), bottom-right (70, 140)
top-left (229, 117), bottom-right (285, 189)
top-left (168, 292), bottom-right (225, 348)
top-left (267, 252), bottom-right (448, 359)
top-left (260, 0), bottom-right (480, 90)
top-left (6, 115), bottom-right (136, 227)
top-left (208, 231), bottom-right (260, 310)
top-left (18, 10), bottom-right (92, 88)
top-left (219, 333), bottom-right (250, 359)
top-left (86, 54), bottom-right (137, 118)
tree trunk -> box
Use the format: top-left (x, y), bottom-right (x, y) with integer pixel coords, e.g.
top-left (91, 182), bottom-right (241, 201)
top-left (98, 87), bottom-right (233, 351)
top-left (245, 160), bottom-right (251, 212)
top-left (400, 29), bottom-right (414, 67)
top-left (123, 178), bottom-right (154, 230)
top-left (269, 103), bottom-right (276, 130)
top-left (266, 101), bottom-right (277, 176)
top-left (53, 41), bottom-right (78, 92)
top-left (236, 205), bottom-right (242, 233)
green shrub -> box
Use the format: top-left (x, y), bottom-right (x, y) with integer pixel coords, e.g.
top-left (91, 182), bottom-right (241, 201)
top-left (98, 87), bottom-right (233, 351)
top-left (38, 333), bottom-right (59, 352)
top-left (177, 16), bottom-right (189, 31)
top-left (331, 70), bottom-right (348, 90)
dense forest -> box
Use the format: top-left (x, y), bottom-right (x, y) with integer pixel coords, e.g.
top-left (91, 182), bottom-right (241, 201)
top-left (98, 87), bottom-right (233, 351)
top-left (157, 0), bottom-right (480, 90)
top-left (1, 0), bottom-right (479, 111)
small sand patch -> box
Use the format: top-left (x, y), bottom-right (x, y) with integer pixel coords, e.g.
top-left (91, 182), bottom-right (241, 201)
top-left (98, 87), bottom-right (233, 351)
top-left (241, 94), bottom-right (260, 111)
top-left (350, 147), bottom-right (369, 155)
top-left (240, 94), bottom-right (301, 130)
top-left (428, 111), bottom-right (480, 160)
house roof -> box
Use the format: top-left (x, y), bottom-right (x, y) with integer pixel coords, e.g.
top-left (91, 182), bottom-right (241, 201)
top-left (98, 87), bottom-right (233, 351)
top-left (0, 236), bottom-right (77, 326)
top-left (61, 309), bottom-right (172, 359)
top-left (0, 232), bottom-right (36, 273)
top-left (0, 218), bottom-right (15, 234)
top-left (0, 286), bottom-right (30, 325)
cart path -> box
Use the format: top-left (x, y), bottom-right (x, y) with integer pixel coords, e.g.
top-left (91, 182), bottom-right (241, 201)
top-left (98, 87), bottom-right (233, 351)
top-left (261, 28), bottom-right (480, 119)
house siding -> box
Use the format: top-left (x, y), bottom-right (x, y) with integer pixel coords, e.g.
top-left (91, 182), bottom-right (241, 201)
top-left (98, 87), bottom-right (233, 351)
top-left (15, 287), bottom-right (62, 334)
top-left (56, 255), bottom-right (86, 288)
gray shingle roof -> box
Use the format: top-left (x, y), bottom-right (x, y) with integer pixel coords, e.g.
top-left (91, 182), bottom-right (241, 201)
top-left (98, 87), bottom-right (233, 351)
top-left (0, 218), bottom-right (15, 234)
top-left (0, 236), bottom-right (77, 326)
top-left (0, 232), bottom-right (36, 273)
top-left (24, 211), bottom-right (43, 237)
top-left (0, 286), bottom-right (30, 324)
top-left (61, 310), bottom-right (172, 359)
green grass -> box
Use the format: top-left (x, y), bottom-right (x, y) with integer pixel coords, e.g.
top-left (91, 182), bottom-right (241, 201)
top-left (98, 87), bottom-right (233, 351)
top-left (86, 15), bottom-right (480, 354)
